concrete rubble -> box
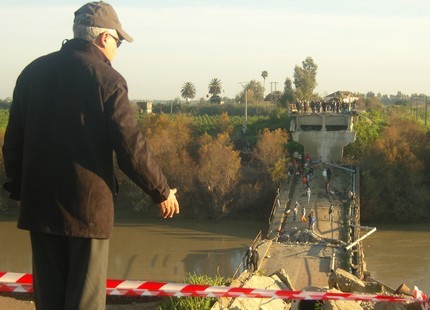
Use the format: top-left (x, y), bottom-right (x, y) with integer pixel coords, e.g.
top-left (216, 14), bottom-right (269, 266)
top-left (211, 268), bottom-right (423, 310)
top-left (211, 271), bottom-right (292, 310)
top-left (279, 228), bottom-right (346, 246)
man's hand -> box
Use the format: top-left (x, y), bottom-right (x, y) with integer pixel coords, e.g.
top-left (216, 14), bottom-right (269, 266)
top-left (159, 188), bottom-right (180, 219)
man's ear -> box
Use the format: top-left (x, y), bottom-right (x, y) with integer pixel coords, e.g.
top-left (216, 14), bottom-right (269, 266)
top-left (95, 32), bottom-right (108, 48)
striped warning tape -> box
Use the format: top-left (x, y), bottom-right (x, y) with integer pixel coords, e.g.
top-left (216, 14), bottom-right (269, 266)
top-left (0, 272), bottom-right (426, 303)
top-left (0, 272), bottom-right (32, 285)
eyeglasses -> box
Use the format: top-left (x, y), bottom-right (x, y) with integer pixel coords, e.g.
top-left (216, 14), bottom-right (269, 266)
top-left (107, 33), bottom-right (122, 48)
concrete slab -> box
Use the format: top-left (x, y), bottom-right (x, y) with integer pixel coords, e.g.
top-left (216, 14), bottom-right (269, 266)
top-left (211, 273), bottom-right (291, 310)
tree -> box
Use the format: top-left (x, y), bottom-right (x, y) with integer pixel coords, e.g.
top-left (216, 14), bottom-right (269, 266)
top-left (360, 116), bottom-right (430, 222)
top-left (180, 82), bottom-right (196, 103)
top-left (344, 109), bottom-right (384, 161)
top-left (237, 80), bottom-right (265, 104)
top-left (293, 56), bottom-right (318, 101)
top-left (280, 77), bottom-right (295, 108)
top-left (140, 114), bottom-right (196, 193)
top-left (366, 91), bottom-right (375, 98)
top-left (197, 133), bottom-right (241, 216)
top-left (255, 128), bottom-right (289, 185)
top-left (214, 112), bottom-right (234, 135)
top-left (208, 78), bottom-right (222, 104)
top-left (265, 91), bottom-right (282, 104)
top-left (261, 71), bottom-right (268, 98)
top-left (114, 113), bottom-right (197, 215)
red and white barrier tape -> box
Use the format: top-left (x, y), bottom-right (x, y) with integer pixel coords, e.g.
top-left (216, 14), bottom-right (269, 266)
top-left (0, 272), bottom-right (427, 304)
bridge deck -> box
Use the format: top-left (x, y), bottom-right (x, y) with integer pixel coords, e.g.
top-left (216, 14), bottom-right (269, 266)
top-left (260, 163), bottom-right (353, 289)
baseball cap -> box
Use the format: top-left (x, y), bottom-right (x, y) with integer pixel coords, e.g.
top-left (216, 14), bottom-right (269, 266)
top-left (74, 1), bottom-right (133, 42)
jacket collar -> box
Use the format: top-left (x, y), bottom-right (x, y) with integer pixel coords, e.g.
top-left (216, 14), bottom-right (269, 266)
top-left (61, 38), bottom-right (111, 66)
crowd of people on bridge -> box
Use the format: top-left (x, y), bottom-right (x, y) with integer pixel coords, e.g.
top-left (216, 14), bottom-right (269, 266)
top-left (291, 99), bottom-right (357, 114)
top-left (285, 153), bottom-right (317, 229)
top-left (287, 152), bottom-right (315, 197)
top-left (284, 152), bottom-right (338, 233)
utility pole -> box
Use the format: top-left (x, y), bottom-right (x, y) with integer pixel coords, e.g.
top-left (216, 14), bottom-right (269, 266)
top-left (425, 96), bottom-right (428, 127)
top-left (416, 99), bottom-right (419, 120)
top-left (270, 82), bottom-right (278, 93)
top-left (410, 98), bottom-right (413, 116)
top-left (238, 82), bottom-right (249, 133)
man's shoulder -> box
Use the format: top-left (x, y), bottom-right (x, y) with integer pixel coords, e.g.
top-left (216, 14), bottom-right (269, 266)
top-left (22, 50), bottom-right (61, 71)
top-left (16, 50), bottom-right (63, 85)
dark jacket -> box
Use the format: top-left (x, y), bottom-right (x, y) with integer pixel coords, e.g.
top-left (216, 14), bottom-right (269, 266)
top-left (2, 39), bottom-right (170, 238)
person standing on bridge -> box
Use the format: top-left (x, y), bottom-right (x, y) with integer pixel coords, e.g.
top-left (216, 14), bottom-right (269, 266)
top-left (301, 206), bottom-right (307, 222)
top-left (244, 247), bottom-right (252, 271)
top-left (302, 175), bottom-right (307, 190)
top-left (251, 248), bottom-right (259, 272)
top-left (350, 191), bottom-right (356, 205)
top-left (308, 211), bottom-right (315, 231)
top-left (293, 201), bottom-right (300, 221)
top-left (284, 208), bottom-right (291, 221)
top-left (2, 2), bottom-right (179, 309)
top-left (327, 167), bottom-right (332, 182)
top-left (329, 204), bottom-right (334, 222)
top-left (325, 181), bottom-right (330, 197)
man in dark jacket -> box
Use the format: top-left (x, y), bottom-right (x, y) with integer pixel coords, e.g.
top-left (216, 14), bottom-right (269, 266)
top-left (2, 2), bottom-right (179, 309)
top-left (251, 248), bottom-right (259, 272)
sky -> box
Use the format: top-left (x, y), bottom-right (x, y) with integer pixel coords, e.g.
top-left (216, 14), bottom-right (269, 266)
top-left (1, 0), bottom-right (430, 101)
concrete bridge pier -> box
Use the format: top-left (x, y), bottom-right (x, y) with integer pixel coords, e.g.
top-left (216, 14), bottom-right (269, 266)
top-left (290, 114), bottom-right (357, 163)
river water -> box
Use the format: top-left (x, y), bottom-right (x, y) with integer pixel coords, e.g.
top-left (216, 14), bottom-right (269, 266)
top-left (362, 223), bottom-right (430, 292)
top-left (0, 218), bottom-right (263, 283)
top-left (0, 219), bottom-right (429, 293)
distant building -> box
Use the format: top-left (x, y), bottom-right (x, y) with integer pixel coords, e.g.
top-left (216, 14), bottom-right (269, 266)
top-left (325, 91), bottom-right (360, 103)
top-left (209, 95), bottom-right (224, 105)
top-left (136, 101), bottom-right (153, 114)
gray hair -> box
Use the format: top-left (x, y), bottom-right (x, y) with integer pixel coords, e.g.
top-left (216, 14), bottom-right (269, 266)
top-left (73, 23), bottom-right (118, 42)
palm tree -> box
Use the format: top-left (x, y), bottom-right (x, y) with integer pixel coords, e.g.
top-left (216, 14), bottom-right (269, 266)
top-left (180, 82), bottom-right (196, 103)
top-left (261, 71), bottom-right (268, 99)
top-left (208, 78), bottom-right (222, 104)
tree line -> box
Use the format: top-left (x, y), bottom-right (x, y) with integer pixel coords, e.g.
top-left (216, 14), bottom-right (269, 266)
top-left (178, 56), bottom-right (319, 106)
top-left (0, 79), bottom-right (429, 222)
top-left (115, 112), bottom-right (292, 219)
top-left (125, 99), bottom-right (430, 223)
top-left (345, 103), bottom-right (430, 223)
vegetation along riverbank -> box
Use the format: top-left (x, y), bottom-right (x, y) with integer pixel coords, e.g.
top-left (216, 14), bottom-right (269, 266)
top-left (1, 92), bottom-right (430, 223)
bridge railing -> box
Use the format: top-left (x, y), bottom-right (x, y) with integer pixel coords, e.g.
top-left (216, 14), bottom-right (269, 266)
top-left (266, 176), bottom-right (297, 240)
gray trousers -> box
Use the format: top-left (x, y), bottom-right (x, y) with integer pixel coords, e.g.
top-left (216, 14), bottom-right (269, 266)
top-left (30, 231), bottom-right (109, 310)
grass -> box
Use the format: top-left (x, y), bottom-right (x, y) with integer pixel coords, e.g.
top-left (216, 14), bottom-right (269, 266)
top-left (158, 273), bottom-right (232, 310)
